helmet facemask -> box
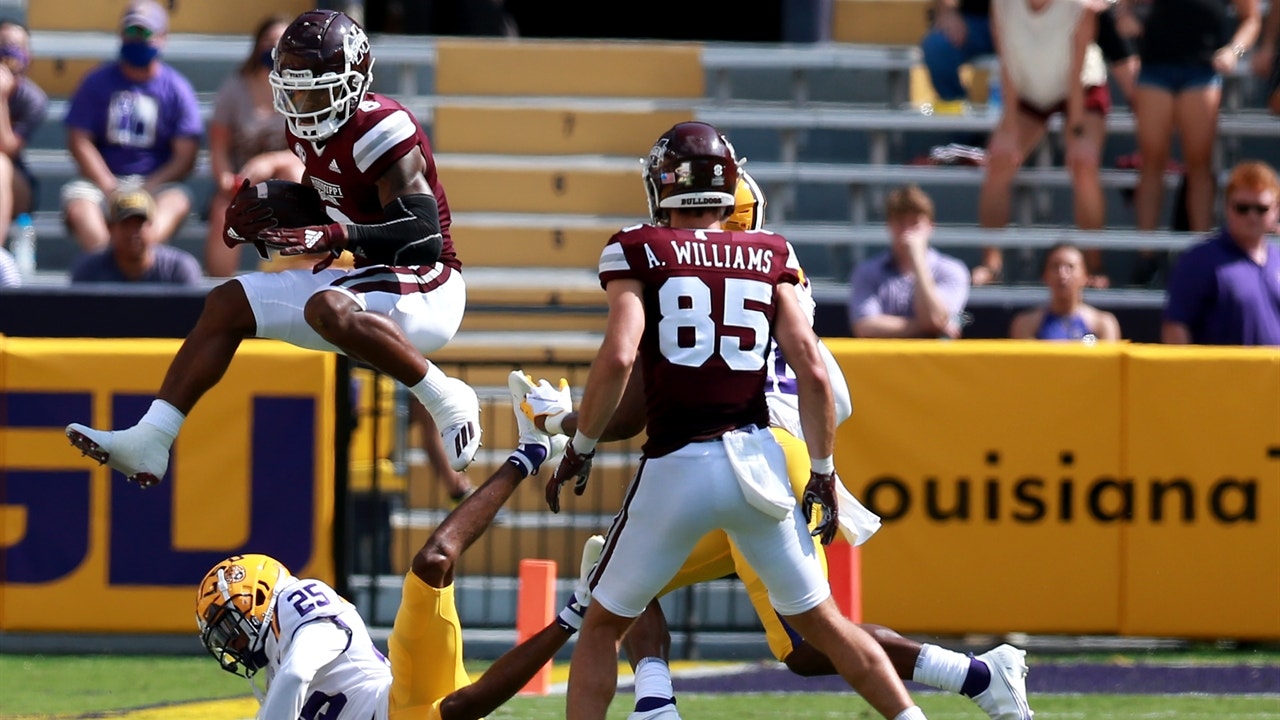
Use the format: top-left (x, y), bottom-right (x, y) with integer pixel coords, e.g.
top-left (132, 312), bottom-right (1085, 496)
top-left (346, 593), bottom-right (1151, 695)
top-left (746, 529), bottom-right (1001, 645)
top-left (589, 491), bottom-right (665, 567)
top-left (195, 559), bottom-right (288, 678)
top-left (269, 24), bottom-right (373, 141)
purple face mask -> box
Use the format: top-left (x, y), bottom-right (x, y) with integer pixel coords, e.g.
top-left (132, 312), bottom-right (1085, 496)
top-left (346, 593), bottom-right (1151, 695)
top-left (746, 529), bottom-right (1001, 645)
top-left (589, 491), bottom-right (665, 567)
top-left (0, 45), bottom-right (29, 73)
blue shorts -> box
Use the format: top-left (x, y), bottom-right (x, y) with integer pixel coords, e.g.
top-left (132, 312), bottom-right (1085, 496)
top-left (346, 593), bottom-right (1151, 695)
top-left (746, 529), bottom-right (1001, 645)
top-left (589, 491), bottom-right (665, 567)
top-left (1137, 62), bottom-right (1222, 93)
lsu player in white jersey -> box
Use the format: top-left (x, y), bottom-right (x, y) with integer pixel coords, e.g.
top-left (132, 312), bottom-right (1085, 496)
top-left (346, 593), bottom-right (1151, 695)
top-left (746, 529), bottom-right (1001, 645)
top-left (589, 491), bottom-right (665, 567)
top-left (514, 171), bottom-right (1033, 720)
top-left (195, 377), bottom-right (604, 720)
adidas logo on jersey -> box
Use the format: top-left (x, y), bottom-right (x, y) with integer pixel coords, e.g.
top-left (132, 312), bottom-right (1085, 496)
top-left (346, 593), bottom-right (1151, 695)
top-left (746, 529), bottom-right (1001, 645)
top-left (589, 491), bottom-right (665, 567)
top-left (328, 159), bottom-right (341, 173)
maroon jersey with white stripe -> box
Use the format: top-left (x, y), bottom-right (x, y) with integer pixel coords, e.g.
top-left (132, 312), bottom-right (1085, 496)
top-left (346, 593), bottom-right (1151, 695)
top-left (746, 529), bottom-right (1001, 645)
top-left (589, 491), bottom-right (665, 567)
top-left (598, 224), bottom-right (802, 457)
top-left (287, 92), bottom-right (457, 270)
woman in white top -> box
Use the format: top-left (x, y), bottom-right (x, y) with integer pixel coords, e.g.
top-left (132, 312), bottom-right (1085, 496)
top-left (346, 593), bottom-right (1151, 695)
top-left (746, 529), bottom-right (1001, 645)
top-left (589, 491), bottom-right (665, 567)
top-left (203, 16), bottom-right (305, 277)
top-left (974, 0), bottom-right (1110, 288)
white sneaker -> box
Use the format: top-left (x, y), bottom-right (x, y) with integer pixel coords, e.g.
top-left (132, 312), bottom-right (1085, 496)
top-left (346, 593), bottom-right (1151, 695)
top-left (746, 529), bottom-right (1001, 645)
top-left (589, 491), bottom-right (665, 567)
top-left (973, 644), bottom-right (1033, 720)
top-left (65, 423), bottom-right (170, 488)
top-left (627, 707), bottom-right (682, 720)
top-left (434, 377), bottom-right (481, 471)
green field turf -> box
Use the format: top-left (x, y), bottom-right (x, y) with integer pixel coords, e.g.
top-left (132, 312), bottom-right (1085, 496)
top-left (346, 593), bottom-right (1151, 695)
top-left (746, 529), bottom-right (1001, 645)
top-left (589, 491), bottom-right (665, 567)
top-left (1, 653), bottom-right (1277, 720)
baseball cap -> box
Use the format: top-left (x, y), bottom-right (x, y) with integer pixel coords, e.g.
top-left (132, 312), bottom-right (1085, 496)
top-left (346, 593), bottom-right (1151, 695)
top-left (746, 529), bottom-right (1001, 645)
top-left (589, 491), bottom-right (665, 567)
top-left (107, 187), bottom-right (156, 223)
top-left (121, 1), bottom-right (169, 36)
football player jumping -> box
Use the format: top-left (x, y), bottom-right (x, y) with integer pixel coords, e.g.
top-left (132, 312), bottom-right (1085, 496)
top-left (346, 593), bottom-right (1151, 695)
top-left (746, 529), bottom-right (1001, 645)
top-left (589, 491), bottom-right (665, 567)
top-left (66, 9), bottom-right (482, 485)
top-left (195, 374), bottom-right (600, 720)
top-left (515, 142), bottom-right (1032, 720)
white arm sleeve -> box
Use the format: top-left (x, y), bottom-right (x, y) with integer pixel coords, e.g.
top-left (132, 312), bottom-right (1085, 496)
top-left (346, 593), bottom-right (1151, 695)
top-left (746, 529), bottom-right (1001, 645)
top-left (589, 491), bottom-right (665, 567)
top-left (257, 620), bottom-right (350, 720)
top-left (817, 339), bottom-right (853, 426)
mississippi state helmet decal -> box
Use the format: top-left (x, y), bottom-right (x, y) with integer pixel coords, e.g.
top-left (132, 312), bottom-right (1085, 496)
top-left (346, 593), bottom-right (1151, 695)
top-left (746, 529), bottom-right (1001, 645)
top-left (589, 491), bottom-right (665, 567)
top-left (270, 9), bottom-right (374, 141)
top-left (643, 121), bottom-right (740, 225)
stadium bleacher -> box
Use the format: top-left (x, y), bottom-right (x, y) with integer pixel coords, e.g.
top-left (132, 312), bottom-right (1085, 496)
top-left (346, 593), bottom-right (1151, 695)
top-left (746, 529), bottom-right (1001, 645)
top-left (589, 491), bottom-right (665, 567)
top-left (16, 23), bottom-right (1280, 325)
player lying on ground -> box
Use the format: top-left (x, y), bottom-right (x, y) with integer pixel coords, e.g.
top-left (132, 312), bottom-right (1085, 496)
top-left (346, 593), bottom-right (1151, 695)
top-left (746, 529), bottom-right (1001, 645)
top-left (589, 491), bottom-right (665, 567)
top-left (194, 374), bottom-right (597, 720)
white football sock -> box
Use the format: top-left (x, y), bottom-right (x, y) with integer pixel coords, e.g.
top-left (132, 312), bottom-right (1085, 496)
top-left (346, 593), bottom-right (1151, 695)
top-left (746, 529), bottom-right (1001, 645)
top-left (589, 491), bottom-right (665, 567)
top-left (913, 643), bottom-right (969, 693)
top-left (633, 657), bottom-right (676, 711)
top-left (407, 362), bottom-right (452, 421)
top-left (138, 399), bottom-right (185, 443)
top-left (892, 706), bottom-right (927, 720)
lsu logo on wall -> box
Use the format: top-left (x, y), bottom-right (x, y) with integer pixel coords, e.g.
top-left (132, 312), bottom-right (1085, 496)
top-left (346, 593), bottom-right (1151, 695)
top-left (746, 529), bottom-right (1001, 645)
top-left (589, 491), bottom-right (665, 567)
top-left (0, 338), bottom-right (335, 633)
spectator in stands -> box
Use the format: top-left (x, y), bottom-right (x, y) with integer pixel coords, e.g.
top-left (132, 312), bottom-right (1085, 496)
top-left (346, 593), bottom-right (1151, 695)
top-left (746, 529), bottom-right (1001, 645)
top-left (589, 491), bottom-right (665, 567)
top-left (61, 1), bottom-right (203, 254)
top-left (0, 20), bottom-right (46, 252)
top-left (1162, 160), bottom-right (1280, 345)
top-left (921, 0), bottom-right (1134, 112)
top-left (0, 245), bottom-right (18, 286)
top-left (921, 0), bottom-right (995, 112)
top-left (848, 184), bottom-right (971, 338)
top-left (1094, 6), bottom-right (1139, 106)
top-left (1009, 241), bottom-right (1121, 341)
top-left (1252, 0), bottom-right (1280, 114)
top-left (1121, 0), bottom-right (1260, 239)
top-left (70, 186), bottom-right (202, 285)
top-left (974, 0), bottom-right (1111, 288)
top-left (204, 15), bottom-right (305, 277)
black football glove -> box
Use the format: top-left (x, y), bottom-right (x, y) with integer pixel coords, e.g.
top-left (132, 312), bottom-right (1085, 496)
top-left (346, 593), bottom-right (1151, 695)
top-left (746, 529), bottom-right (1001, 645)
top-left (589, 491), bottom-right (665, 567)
top-left (545, 441), bottom-right (594, 513)
top-left (802, 470), bottom-right (840, 546)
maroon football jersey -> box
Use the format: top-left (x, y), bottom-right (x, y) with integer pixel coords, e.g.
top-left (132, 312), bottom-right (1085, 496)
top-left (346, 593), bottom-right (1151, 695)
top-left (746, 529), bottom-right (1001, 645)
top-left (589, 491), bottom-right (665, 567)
top-left (598, 224), bottom-right (803, 457)
top-left (286, 92), bottom-right (457, 270)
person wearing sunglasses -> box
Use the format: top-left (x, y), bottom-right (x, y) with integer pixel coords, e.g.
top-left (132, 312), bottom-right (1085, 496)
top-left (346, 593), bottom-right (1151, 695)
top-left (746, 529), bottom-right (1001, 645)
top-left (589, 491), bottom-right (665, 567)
top-left (1162, 160), bottom-right (1280, 345)
top-left (60, 0), bottom-right (202, 254)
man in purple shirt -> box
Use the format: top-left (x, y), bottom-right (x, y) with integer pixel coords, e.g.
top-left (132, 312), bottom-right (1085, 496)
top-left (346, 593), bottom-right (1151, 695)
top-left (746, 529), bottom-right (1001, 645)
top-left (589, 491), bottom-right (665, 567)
top-left (61, 1), bottom-right (202, 253)
top-left (70, 187), bottom-right (202, 285)
top-left (0, 20), bottom-right (47, 249)
top-left (1163, 160), bottom-right (1280, 346)
top-left (848, 184), bottom-right (972, 338)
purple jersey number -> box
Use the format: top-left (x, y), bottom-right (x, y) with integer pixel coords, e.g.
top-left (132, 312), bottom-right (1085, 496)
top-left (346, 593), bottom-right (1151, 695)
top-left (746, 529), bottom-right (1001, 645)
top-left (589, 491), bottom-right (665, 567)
top-left (287, 582), bottom-right (332, 617)
top-left (300, 691), bottom-right (347, 720)
top-left (769, 348), bottom-right (798, 396)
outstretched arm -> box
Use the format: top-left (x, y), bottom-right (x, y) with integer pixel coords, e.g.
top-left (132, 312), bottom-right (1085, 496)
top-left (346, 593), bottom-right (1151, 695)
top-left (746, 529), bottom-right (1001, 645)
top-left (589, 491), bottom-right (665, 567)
top-left (412, 453), bottom-right (536, 589)
top-left (439, 622), bottom-right (574, 720)
top-left (439, 534), bottom-right (604, 720)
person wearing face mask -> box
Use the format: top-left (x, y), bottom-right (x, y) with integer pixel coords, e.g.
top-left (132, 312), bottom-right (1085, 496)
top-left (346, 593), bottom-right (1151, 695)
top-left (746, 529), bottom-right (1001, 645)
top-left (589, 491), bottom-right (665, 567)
top-left (0, 20), bottom-right (48, 254)
top-left (60, 1), bottom-right (203, 255)
top-left (204, 15), bottom-right (305, 277)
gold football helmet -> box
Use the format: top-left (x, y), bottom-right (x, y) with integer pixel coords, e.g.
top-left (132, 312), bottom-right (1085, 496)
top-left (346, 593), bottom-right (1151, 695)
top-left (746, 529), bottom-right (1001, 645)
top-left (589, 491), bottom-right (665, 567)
top-left (723, 171), bottom-right (766, 232)
top-left (195, 554), bottom-right (293, 677)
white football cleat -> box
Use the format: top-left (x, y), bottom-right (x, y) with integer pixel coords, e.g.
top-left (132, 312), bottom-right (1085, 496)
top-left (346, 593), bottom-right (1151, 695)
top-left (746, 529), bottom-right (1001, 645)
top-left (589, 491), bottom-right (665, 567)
top-left (973, 644), bottom-right (1033, 720)
top-left (434, 377), bottom-right (481, 471)
top-left (627, 707), bottom-right (682, 720)
top-left (66, 423), bottom-right (170, 488)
